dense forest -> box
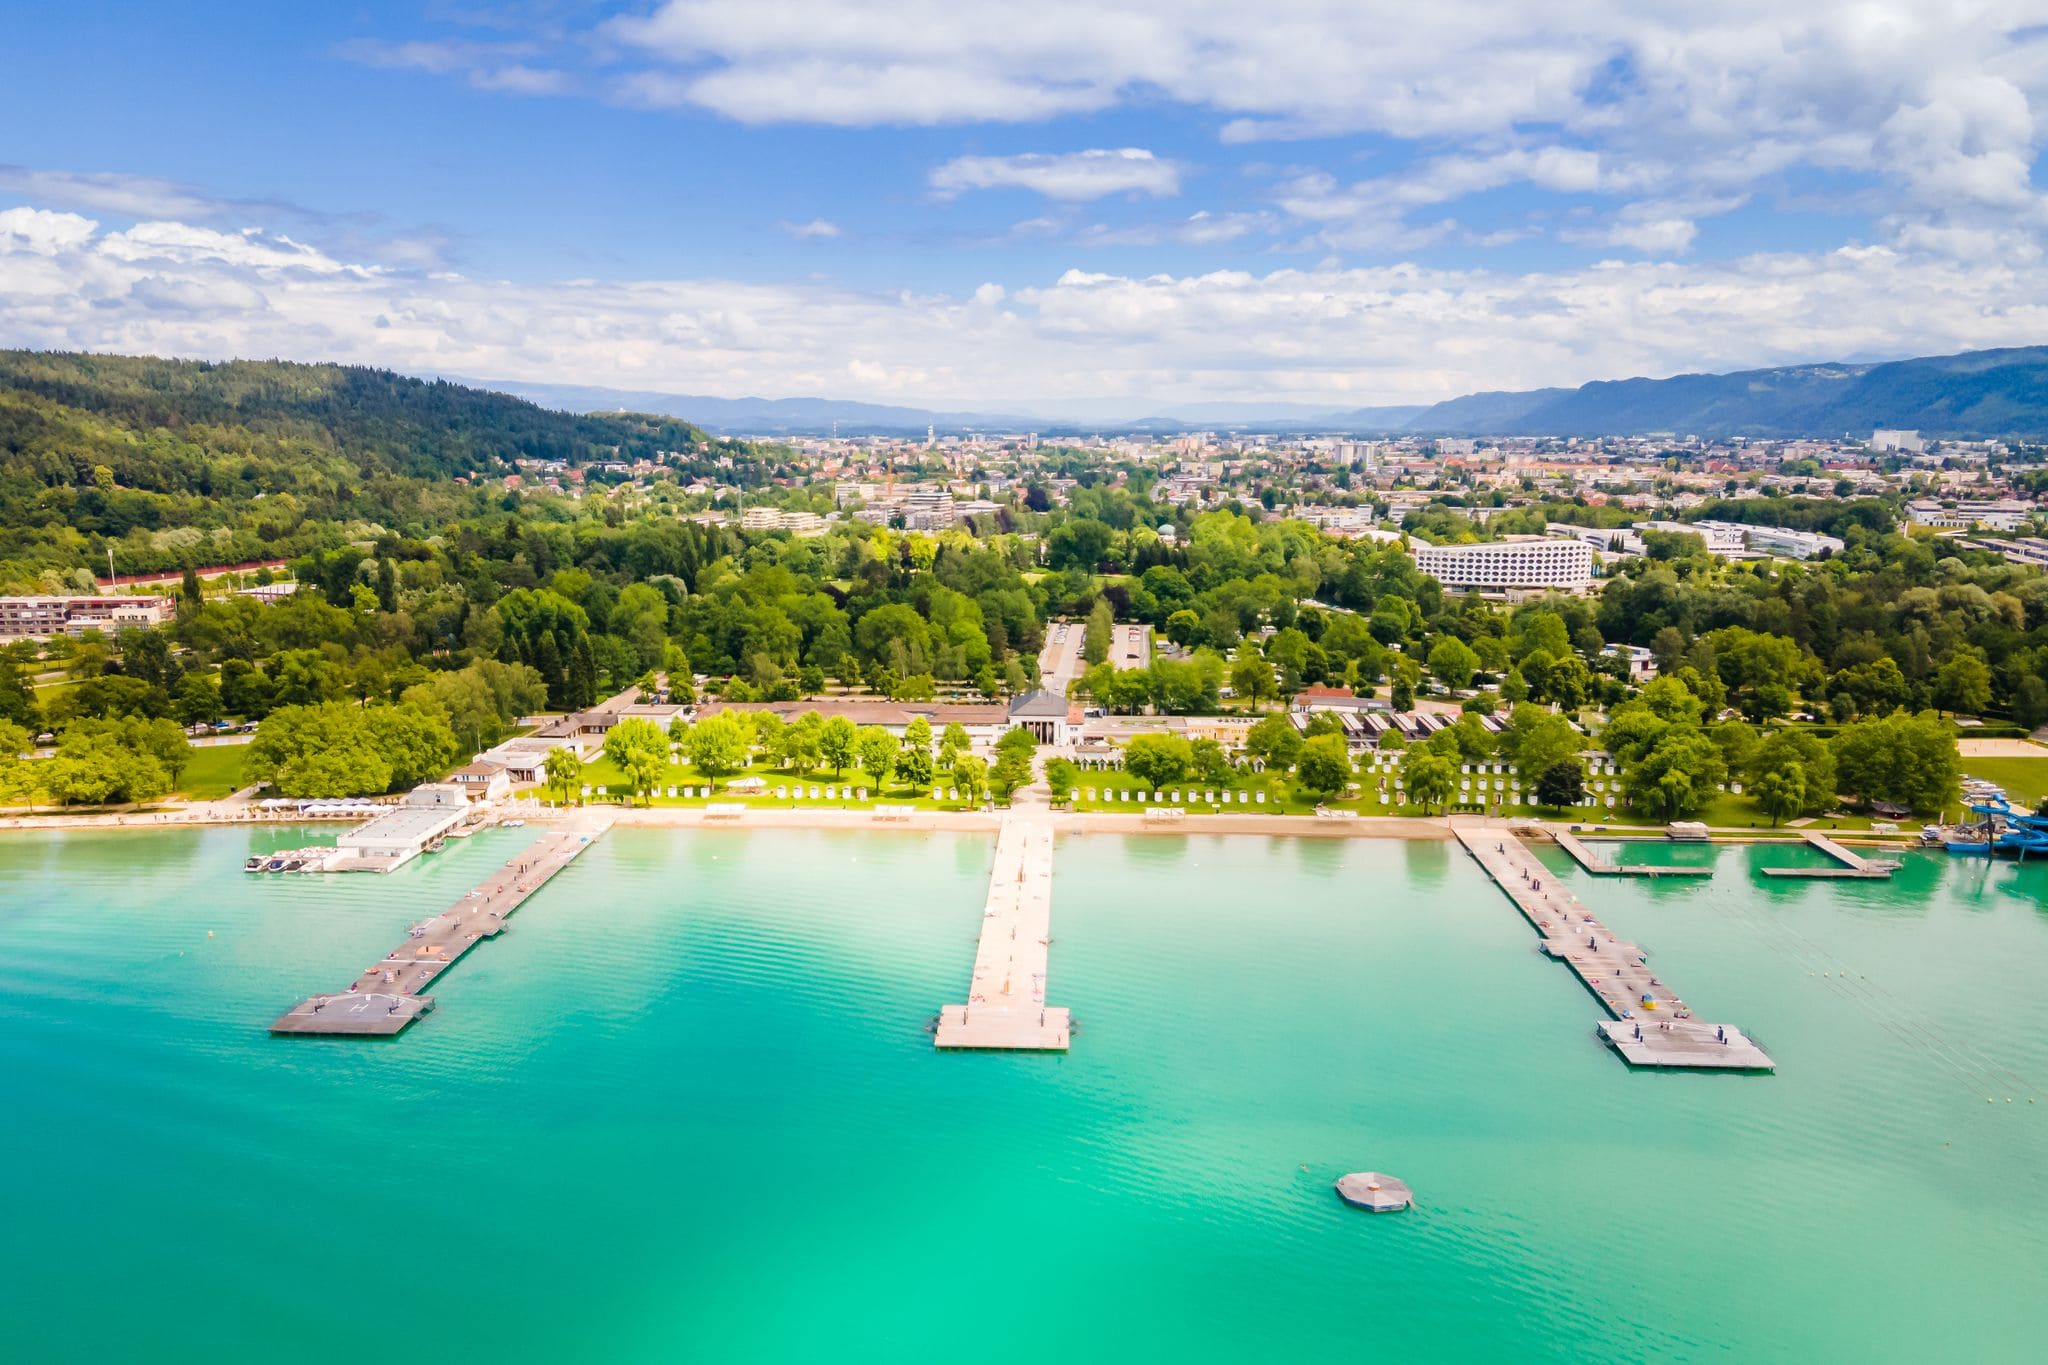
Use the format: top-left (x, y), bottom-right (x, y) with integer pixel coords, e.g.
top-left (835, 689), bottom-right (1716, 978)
top-left (0, 351), bottom-right (735, 586)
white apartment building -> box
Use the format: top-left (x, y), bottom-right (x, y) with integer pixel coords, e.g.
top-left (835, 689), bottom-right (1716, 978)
top-left (1907, 498), bottom-right (2034, 531)
top-left (739, 507), bottom-right (831, 536)
top-left (1703, 521), bottom-right (1845, 559)
top-left (902, 489), bottom-right (956, 530)
top-left (1871, 429), bottom-right (1925, 453)
top-left (1634, 520), bottom-right (1749, 555)
top-left (1411, 537), bottom-right (1593, 591)
top-left (0, 594), bottom-right (174, 640)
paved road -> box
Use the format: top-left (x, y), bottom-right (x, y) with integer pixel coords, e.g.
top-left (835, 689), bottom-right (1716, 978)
top-left (1039, 619), bottom-right (1085, 693)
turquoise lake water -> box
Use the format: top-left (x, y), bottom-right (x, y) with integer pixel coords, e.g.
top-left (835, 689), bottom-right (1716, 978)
top-left (3, 825), bottom-right (2046, 1362)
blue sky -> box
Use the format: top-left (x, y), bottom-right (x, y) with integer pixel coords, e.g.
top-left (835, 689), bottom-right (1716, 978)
top-left (3, 2), bottom-right (2047, 414)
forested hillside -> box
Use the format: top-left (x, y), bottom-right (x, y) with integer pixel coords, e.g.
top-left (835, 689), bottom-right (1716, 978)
top-left (0, 351), bottom-right (714, 586)
top-left (1359, 347), bottom-right (2048, 438)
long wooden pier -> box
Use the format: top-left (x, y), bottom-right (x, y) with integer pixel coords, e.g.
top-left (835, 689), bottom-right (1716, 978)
top-left (935, 809), bottom-right (1069, 1050)
top-left (1453, 823), bottom-right (1773, 1070)
top-left (270, 815), bottom-right (612, 1037)
top-left (1553, 829), bottom-right (1713, 878)
top-left (1760, 829), bottom-right (1899, 880)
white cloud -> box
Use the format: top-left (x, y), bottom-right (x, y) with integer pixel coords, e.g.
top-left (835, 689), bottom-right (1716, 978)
top-left (930, 148), bottom-right (1182, 201)
top-left (538, 2), bottom-right (2048, 253)
top-left (96, 222), bottom-right (358, 275)
top-left (779, 218), bottom-right (844, 239)
top-left (337, 37), bottom-right (570, 96)
top-left (0, 167), bottom-right (226, 221)
top-left (8, 200), bottom-right (2048, 409)
top-left (0, 207), bottom-right (99, 255)
top-left (1581, 216), bottom-right (1700, 254)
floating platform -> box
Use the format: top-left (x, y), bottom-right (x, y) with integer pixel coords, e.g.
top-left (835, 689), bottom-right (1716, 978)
top-left (1453, 823), bottom-right (1773, 1071)
top-left (1761, 830), bottom-right (1899, 880)
top-left (1336, 1172), bottom-right (1412, 1212)
top-left (1554, 830), bottom-right (1713, 878)
top-left (270, 814), bottom-right (611, 1037)
top-left (936, 809), bottom-right (1069, 1051)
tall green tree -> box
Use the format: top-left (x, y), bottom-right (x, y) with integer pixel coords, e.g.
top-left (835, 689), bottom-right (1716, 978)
top-left (1296, 733), bottom-right (1353, 798)
top-left (602, 717), bottom-right (670, 806)
top-left (1082, 598), bottom-right (1114, 666)
top-left (543, 744), bottom-right (584, 805)
top-left (684, 712), bottom-right (752, 791)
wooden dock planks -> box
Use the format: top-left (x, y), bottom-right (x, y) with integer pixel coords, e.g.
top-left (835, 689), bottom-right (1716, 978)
top-left (1758, 829), bottom-right (1899, 880)
top-left (1553, 829), bottom-right (1714, 877)
top-left (270, 814), bottom-right (612, 1037)
top-left (935, 809), bottom-right (1069, 1051)
top-left (1453, 823), bottom-right (1773, 1071)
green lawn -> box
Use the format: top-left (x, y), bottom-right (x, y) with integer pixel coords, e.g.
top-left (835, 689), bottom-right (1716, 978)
top-left (1065, 767), bottom-right (1341, 816)
top-left (567, 754), bottom-right (985, 811)
top-left (176, 742), bottom-right (248, 799)
top-left (1064, 757), bottom-right (1898, 832)
top-left (1957, 755), bottom-right (2048, 812)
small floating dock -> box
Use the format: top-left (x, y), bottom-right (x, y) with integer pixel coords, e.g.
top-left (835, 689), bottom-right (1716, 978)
top-left (936, 809), bottom-right (1069, 1051)
top-left (1335, 1172), bottom-right (1412, 1212)
top-left (1453, 823), bottom-right (1772, 1071)
top-left (270, 814), bottom-right (612, 1037)
top-left (1761, 830), bottom-right (1900, 880)
top-left (1554, 829), bottom-right (1713, 878)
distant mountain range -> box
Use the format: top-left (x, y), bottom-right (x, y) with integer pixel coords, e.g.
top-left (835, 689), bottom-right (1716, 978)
top-left (469, 345), bottom-right (2048, 439)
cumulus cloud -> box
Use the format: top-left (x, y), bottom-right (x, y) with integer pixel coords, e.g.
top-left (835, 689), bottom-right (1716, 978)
top-left (930, 148), bottom-right (1182, 201)
top-left (0, 207), bottom-right (99, 255)
top-left (327, 2), bottom-right (2026, 257)
top-left (8, 201), bottom-right (2048, 409)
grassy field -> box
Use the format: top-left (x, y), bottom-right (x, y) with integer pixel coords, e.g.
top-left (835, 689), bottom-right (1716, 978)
top-left (1064, 766), bottom-right (1332, 816)
top-left (569, 755), bottom-right (982, 811)
top-left (1957, 755), bottom-right (2048, 811)
top-left (176, 742), bottom-right (247, 799)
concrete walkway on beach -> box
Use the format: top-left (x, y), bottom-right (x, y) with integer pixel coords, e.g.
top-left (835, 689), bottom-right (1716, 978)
top-left (935, 805), bottom-right (1069, 1050)
top-left (1453, 822), bottom-right (1773, 1070)
top-left (270, 813), bottom-right (612, 1036)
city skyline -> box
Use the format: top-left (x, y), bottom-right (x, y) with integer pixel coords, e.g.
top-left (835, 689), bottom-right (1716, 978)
top-left (4, 2), bottom-right (2047, 412)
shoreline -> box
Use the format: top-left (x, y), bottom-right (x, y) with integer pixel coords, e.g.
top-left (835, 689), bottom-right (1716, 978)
top-left (0, 800), bottom-right (1917, 848)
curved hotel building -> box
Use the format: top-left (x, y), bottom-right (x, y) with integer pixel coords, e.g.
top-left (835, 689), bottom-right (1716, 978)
top-left (1410, 537), bottom-right (1594, 592)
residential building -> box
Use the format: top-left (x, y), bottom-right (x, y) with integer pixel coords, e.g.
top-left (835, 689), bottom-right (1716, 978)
top-left (0, 594), bottom-right (174, 640)
top-left (1602, 643), bottom-right (1658, 681)
top-left (448, 759), bottom-right (513, 804)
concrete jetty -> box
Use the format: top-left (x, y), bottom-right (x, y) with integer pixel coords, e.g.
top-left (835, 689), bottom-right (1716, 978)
top-left (270, 814), bottom-right (612, 1036)
top-left (935, 809), bottom-right (1069, 1050)
top-left (1453, 823), bottom-right (1773, 1070)
top-left (1553, 829), bottom-right (1713, 878)
top-left (1761, 830), bottom-right (1899, 880)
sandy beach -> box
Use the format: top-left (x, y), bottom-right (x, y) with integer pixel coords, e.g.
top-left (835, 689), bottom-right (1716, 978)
top-left (602, 803), bottom-right (1455, 839)
top-left (0, 798), bottom-right (1458, 841)
top-left (1957, 737), bottom-right (2048, 757)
